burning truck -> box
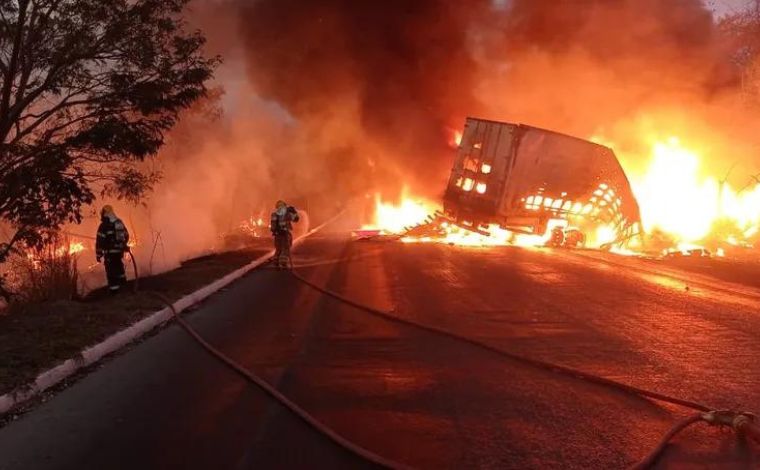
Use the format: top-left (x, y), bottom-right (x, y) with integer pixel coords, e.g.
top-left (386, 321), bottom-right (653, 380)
top-left (415, 118), bottom-right (644, 248)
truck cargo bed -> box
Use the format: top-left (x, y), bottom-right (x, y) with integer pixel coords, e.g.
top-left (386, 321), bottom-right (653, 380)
top-left (443, 118), bottom-right (641, 244)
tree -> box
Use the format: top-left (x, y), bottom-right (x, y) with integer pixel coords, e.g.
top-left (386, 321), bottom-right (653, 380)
top-left (0, 0), bottom-right (218, 270)
top-left (719, 0), bottom-right (760, 103)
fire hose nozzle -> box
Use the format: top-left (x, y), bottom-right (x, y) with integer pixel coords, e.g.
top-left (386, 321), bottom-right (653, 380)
top-left (701, 410), bottom-right (740, 427)
top-left (701, 410), bottom-right (760, 444)
top-left (733, 413), bottom-right (760, 444)
top-left (732, 413), bottom-right (755, 429)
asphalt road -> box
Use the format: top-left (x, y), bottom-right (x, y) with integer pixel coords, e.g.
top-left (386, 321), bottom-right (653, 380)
top-left (1, 232), bottom-right (759, 469)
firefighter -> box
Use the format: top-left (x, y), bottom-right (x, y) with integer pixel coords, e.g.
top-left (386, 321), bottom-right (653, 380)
top-left (270, 200), bottom-right (300, 269)
top-left (95, 205), bottom-right (130, 293)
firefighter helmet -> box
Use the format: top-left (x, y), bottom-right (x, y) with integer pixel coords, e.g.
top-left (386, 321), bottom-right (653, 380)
top-left (101, 205), bottom-right (115, 217)
top-left (275, 200), bottom-right (287, 209)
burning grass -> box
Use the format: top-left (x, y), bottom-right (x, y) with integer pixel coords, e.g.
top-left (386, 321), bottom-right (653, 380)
top-left (14, 243), bottom-right (82, 304)
top-left (0, 238), bottom-right (87, 306)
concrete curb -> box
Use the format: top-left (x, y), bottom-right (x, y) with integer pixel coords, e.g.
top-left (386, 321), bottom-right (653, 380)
top-left (0, 222), bottom-right (328, 416)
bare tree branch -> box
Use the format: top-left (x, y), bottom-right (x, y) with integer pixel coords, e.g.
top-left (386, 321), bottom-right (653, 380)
top-left (0, 0), bottom-right (31, 138)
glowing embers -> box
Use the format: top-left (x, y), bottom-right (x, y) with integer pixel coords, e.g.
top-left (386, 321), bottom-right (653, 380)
top-left (662, 243), bottom-right (712, 258)
top-left (581, 182), bottom-right (633, 244)
top-left (456, 176), bottom-right (488, 195)
top-left (519, 181), bottom-right (633, 247)
top-left (401, 215), bottom-right (571, 247)
top-left (481, 163), bottom-right (492, 174)
top-left (589, 182), bottom-right (622, 213)
top-left (524, 193), bottom-right (579, 214)
top-left (522, 183), bottom-right (623, 226)
top-left (463, 158), bottom-right (479, 172)
top-left (589, 183), bottom-right (629, 228)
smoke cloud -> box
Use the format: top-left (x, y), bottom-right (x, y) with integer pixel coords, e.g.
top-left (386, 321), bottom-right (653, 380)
top-left (472, 0), bottom-right (752, 173)
top-left (236, 0), bottom-right (490, 194)
top-left (228, 0), bottom-right (756, 184)
top-left (68, 0), bottom-right (760, 282)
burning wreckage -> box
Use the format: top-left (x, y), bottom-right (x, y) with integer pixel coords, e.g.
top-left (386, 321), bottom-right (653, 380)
top-left (403, 118), bottom-right (643, 249)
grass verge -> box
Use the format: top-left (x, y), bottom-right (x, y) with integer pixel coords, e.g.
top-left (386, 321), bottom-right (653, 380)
top-left (0, 246), bottom-right (269, 396)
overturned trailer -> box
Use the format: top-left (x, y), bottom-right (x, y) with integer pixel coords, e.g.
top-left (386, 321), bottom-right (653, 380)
top-left (443, 118), bottom-right (642, 245)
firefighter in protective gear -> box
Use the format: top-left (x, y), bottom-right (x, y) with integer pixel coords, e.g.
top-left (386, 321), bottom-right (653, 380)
top-left (270, 200), bottom-right (300, 268)
top-left (96, 205), bottom-right (130, 293)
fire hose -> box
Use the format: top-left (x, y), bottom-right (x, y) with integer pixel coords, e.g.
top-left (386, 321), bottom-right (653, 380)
top-left (127, 212), bottom-right (413, 468)
top-left (127, 249), bottom-right (139, 293)
top-left (128, 231), bottom-right (758, 469)
top-left (147, 291), bottom-right (409, 470)
top-left (287, 269), bottom-right (760, 469)
top-left (62, 205), bottom-right (760, 466)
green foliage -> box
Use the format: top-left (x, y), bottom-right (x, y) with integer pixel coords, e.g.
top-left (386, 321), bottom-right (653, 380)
top-left (0, 0), bottom-right (218, 266)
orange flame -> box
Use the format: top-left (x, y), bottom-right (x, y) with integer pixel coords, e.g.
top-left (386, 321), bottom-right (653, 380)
top-left (446, 128), bottom-right (463, 148)
top-left (374, 126), bottom-right (760, 253)
top-left (362, 191), bottom-right (434, 234)
top-left (596, 134), bottom-right (760, 249)
top-left (24, 241), bottom-right (86, 269)
top-left (67, 242), bottom-right (85, 255)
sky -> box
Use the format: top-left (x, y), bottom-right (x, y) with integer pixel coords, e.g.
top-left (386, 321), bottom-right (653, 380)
top-left (708, 0), bottom-right (754, 17)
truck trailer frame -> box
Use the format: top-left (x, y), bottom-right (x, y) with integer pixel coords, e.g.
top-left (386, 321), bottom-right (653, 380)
top-left (443, 118), bottom-right (642, 246)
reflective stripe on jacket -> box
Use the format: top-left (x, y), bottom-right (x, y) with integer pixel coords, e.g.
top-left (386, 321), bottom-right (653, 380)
top-left (96, 215), bottom-right (130, 255)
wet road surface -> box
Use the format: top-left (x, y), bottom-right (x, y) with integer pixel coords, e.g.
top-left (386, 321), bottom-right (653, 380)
top-left (1, 233), bottom-right (759, 469)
